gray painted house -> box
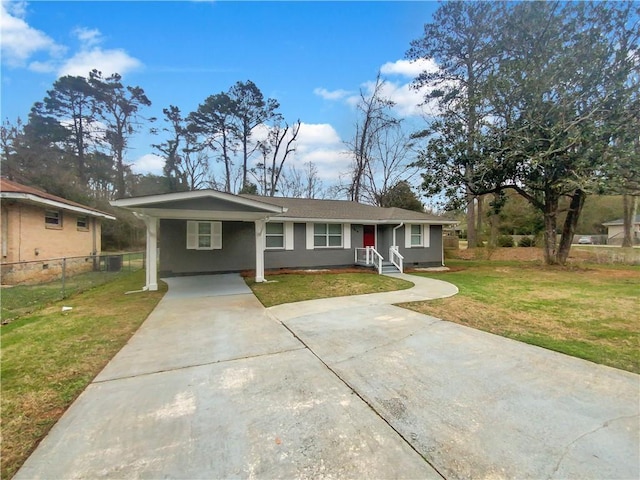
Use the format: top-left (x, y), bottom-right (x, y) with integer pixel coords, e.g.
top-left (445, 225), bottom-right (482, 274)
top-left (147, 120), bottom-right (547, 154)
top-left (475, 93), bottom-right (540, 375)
top-left (112, 190), bottom-right (457, 290)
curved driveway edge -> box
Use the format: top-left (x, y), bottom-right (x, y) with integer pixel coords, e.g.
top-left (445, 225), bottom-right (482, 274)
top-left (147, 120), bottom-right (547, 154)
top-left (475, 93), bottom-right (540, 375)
top-left (267, 272), bottom-right (458, 322)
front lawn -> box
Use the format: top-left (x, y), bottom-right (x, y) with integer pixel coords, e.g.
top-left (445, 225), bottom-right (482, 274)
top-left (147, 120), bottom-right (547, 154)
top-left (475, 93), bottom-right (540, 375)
top-left (1, 270), bottom-right (166, 480)
top-left (402, 260), bottom-right (639, 373)
top-left (247, 271), bottom-right (413, 307)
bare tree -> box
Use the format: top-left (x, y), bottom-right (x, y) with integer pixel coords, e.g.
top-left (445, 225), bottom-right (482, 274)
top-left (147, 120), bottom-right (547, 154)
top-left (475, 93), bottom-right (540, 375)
top-left (347, 73), bottom-right (398, 202)
top-left (253, 120), bottom-right (301, 196)
top-left (280, 161), bottom-right (325, 198)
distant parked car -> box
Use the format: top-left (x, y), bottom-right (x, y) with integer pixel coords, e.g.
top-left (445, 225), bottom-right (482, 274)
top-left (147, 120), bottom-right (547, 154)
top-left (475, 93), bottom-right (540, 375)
top-left (578, 236), bottom-right (593, 244)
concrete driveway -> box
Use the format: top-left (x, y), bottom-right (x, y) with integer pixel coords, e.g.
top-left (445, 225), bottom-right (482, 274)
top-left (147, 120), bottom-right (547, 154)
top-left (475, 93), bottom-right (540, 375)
top-left (16, 273), bottom-right (639, 479)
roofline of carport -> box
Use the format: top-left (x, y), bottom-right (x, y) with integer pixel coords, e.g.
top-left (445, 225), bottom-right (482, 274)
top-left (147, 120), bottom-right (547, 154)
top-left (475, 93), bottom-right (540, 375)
top-left (119, 208), bottom-right (283, 222)
top-left (110, 189), bottom-right (285, 214)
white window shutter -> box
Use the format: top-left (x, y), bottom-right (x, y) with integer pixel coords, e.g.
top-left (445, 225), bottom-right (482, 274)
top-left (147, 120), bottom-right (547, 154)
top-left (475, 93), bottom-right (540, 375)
top-left (285, 222), bottom-right (294, 250)
top-left (343, 223), bottom-right (351, 249)
top-left (405, 224), bottom-right (412, 249)
top-left (212, 221), bottom-right (222, 249)
top-left (423, 225), bottom-right (430, 247)
top-left (186, 221), bottom-right (197, 249)
top-left (306, 223), bottom-right (314, 250)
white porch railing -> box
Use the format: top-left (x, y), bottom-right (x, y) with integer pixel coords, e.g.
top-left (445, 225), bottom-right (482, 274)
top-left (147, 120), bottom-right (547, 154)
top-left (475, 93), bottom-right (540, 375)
top-left (389, 246), bottom-right (404, 273)
top-left (355, 246), bottom-right (383, 274)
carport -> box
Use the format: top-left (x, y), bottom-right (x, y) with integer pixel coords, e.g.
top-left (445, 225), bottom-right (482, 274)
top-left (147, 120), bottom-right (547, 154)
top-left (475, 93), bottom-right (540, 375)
top-left (111, 190), bottom-right (286, 290)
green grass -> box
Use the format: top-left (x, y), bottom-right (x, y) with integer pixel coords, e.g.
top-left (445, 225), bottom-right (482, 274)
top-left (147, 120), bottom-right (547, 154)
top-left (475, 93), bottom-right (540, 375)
top-left (402, 260), bottom-right (640, 373)
top-left (0, 270), bottom-right (166, 480)
top-left (247, 271), bottom-right (413, 307)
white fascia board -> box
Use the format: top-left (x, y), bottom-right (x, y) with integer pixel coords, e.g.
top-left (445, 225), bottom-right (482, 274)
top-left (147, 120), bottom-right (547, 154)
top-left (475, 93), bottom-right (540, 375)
top-left (111, 189), bottom-right (285, 214)
top-left (273, 216), bottom-right (458, 226)
top-left (1, 192), bottom-right (116, 220)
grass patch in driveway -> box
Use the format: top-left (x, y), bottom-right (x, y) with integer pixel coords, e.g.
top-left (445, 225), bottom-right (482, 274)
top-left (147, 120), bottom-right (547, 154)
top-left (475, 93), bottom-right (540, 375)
top-left (0, 270), bottom-right (166, 480)
top-left (402, 260), bottom-right (639, 373)
top-left (247, 271), bottom-right (413, 307)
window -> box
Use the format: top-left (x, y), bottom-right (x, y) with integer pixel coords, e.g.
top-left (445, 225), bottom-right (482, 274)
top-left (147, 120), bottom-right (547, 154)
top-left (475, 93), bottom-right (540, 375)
top-left (266, 222), bottom-right (284, 249)
top-left (411, 224), bottom-right (423, 246)
top-left (45, 210), bottom-right (62, 228)
top-left (186, 221), bottom-right (222, 250)
top-left (314, 223), bottom-right (342, 247)
top-left (405, 224), bottom-right (430, 248)
top-left (77, 216), bottom-right (89, 231)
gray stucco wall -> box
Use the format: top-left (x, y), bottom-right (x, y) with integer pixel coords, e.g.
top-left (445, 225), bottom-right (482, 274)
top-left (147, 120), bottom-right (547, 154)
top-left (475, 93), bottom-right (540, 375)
top-left (158, 220), bottom-right (444, 276)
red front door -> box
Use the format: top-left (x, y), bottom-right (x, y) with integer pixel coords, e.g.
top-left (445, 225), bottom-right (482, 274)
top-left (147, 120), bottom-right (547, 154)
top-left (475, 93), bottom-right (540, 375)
top-left (363, 225), bottom-right (376, 248)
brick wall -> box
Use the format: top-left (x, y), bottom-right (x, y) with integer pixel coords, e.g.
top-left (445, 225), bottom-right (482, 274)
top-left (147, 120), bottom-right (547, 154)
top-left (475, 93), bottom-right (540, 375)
top-left (1, 203), bottom-right (102, 263)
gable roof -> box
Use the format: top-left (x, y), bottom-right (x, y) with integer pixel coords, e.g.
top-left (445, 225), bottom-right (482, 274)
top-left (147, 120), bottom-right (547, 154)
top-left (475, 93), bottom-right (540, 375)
top-left (242, 195), bottom-right (456, 224)
top-left (0, 177), bottom-right (115, 220)
top-left (602, 215), bottom-right (640, 227)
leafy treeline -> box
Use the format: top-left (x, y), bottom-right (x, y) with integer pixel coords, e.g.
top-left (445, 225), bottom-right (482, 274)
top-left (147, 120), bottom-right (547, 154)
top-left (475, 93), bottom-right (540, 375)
top-left (408, 0), bottom-right (639, 262)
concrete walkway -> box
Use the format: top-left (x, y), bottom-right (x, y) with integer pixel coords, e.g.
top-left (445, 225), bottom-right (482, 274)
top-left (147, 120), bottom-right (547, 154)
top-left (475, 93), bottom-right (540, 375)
top-left (16, 273), bottom-right (640, 479)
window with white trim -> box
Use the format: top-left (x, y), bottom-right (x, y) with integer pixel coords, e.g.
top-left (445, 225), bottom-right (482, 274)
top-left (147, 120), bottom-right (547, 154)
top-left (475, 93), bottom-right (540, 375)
top-left (45, 210), bottom-right (62, 228)
top-left (186, 221), bottom-right (222, 250)
top-left (266, 222), bottom-right (284, 249)
top-left (314, 223), bottom-right (342, 247)
top-left (405, 224), bottom-right (430, 248)
top-left (410, 224), bottom-right (423, 246)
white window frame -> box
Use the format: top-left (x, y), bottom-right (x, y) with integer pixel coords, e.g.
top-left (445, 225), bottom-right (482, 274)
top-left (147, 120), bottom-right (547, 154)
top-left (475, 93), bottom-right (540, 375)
top-left (45, 210), bottom-right (62, 229)
top-left (265, 222), bottom-right (285, 249)
top-left (186, 220), bottom-right (222, 250)
top-left (405, 224), bottom-right (430, 248)
top-left (265, 222), bottom-right (294, 250)
top-left (306, 223), bottom-right (351, 250)
top-left (313, 223), bottom-right (343, 248)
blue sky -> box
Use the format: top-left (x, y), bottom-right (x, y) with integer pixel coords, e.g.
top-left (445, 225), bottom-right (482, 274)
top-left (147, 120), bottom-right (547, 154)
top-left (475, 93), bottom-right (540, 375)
top-left (1, 0), bottom-right (439, 189)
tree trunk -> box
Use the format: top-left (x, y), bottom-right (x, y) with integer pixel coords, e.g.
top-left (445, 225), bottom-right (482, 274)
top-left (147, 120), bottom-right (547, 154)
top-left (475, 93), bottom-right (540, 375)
top-left (621, 194), bottom-right (637, 247)
top-left (556, 189), bottom-right (586, 265)
top-left (466, 185), bottom-right (477, 249)
top-left (488, 192), bottom-right (500, 247)
top-left (542, 195), bottom-right (559, 265)
top-left (476, 194), bottom-right (484, 245)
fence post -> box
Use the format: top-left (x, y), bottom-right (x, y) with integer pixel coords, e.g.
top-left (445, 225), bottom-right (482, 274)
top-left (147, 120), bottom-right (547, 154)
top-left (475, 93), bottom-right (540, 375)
top-left (61, 257), bottom-right (66, 298)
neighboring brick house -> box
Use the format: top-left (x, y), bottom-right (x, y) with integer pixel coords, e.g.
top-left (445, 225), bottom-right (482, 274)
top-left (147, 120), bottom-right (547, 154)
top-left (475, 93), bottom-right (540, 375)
top-left (1, 178), bottom-right (115, 283)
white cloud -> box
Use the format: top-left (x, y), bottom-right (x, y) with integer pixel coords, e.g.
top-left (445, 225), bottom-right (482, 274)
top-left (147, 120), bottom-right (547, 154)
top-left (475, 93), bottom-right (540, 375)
top-left (0, 0), bottom-right (65, 67)
top-left (296, 122), bottom-right (342, 145)
top-left (131, 153), bottom-right (164, 175)
top-left (58, 47), bottom-right (142, 77)
top-left (73, 27), bottom-right (102, 47)
top-left (313, 87), bottom-right (353, 101)
top-left (380, 58), bottom-right (438, 78)
top-left (0, 1), bottom-right (141, 77)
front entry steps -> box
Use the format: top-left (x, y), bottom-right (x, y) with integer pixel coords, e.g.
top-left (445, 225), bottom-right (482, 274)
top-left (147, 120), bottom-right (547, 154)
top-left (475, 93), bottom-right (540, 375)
top-left (381, 261), bottom-right (400, 274)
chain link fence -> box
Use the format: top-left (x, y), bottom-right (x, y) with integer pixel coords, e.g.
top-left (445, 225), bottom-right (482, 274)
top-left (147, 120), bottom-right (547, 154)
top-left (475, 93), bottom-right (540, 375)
top-left (1, 252), bottom-right (145, 322)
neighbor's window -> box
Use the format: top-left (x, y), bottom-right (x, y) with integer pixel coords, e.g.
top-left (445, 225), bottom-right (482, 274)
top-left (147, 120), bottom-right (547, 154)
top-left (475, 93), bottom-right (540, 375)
top-left (411, 224), bottom-right (423, 246)
top-left (77, 216), bottom-right (89, 231)
top-left (314, 223), bottom-right (342, 247)
top-left (186, 221), bottom-right (222, 250)
top-left (266, 222), bottom-right (284, 249)
top-left (45, 210), bottom-right (62, 228)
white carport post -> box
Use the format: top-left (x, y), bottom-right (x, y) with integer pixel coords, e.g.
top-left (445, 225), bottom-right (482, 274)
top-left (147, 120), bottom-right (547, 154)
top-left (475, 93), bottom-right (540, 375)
top-left (254, 219), bottom-right (266, 283)
top-left (143, 215), bottom-right (158, 291)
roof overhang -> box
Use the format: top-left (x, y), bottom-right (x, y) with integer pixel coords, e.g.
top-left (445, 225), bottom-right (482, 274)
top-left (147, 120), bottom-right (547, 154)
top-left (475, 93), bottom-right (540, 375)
top-left (273, 216), bottom-right (459, 225)
top-left (111, 190), bottom-right (286, 221)
top-left (1, 192), bottom-right (116, 220)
